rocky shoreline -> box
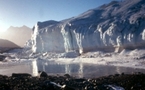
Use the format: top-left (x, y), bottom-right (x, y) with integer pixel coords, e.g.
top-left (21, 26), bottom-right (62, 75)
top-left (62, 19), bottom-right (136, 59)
top-left (0, 72), bottom-right (145, 90)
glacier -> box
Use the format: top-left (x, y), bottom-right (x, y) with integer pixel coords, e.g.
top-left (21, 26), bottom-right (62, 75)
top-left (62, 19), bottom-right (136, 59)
top-left (30, 0), bottom-right (145, 54)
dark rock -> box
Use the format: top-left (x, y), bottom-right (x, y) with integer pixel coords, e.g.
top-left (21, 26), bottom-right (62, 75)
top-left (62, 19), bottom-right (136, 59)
top-left (115, 74), bottom-right (120, 76)
top-left (74, 78), bottom-right (86, 82)
top-left (12, 73), bottom-right (31, 77)
top-left (0, 55), bottom-right (6, 61)
top-left (62, 85), bottom-right (75, 90)
top-left (40, 71), bottom-right (48, 77)
top-left (43, 80), bottom-right (55, 89)
top-left (64, 74), bottom-right (71, 78)
top-left (0, 72), bottom-right (144, 90)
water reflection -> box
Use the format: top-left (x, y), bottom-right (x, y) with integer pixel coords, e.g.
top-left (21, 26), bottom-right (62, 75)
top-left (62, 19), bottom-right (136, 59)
top-left (37, 60), bottom-right (145, 78)
top-left (0, 60), bottom-right (145, 78)
top-left (0, 60), bottom-right (38, 76)
top-left (37, 61), bottom-right (85, 78)
top-left (31, 60), bottom-right (38, 76)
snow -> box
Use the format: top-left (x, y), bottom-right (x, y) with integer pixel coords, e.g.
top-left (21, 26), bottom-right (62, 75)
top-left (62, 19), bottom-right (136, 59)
top-left (1, 48), bottom-right (145, 70)
top-left (26, 0), bottom-right (145, 54)
top-left (49, 48), bottom-right (145, 69)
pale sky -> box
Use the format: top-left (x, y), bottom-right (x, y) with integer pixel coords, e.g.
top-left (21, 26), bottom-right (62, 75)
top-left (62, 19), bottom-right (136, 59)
top-left (0, 0), bottom-right (120, 31)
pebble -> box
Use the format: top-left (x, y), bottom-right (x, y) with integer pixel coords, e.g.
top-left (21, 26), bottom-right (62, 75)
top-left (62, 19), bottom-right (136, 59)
top-left (0, 72), bottom-right (144, 90)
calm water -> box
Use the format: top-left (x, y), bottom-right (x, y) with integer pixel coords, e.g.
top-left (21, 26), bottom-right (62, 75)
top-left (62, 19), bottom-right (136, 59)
top-left (0, 60), bottom-right (145, 78)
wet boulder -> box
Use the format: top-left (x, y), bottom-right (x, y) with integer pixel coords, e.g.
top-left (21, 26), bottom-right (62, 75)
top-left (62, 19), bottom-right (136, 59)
top-left (39, 71), bottom-right (48, 77)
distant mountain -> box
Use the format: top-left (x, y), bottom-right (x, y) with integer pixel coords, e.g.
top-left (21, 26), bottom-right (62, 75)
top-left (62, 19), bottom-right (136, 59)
top-left (0, 39), bottom-right (20, 48)
top-left (0, 25), bottom-right (32, 47)
top-left (28, 0), bottom-right (145, 53)
top-left (0, 39), bottom-right (21, 53)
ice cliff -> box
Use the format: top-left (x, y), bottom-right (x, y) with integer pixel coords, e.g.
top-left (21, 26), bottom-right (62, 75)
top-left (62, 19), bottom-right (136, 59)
top-left (30, 0), bottom-right (145, 54)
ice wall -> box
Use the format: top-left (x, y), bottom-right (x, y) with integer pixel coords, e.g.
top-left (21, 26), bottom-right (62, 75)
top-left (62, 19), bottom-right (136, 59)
top-left (30, 0), bottom-right (145, 54)
top-left (32, 21), bottom-right (65, 53)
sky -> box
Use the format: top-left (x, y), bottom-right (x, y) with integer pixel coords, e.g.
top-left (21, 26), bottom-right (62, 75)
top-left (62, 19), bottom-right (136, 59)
top-left (0, 0), bottom-right (119, 31)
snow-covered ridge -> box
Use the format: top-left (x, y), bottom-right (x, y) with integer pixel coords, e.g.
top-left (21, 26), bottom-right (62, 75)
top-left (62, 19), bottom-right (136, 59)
top-left (30, 0), bottom-right (145, 54)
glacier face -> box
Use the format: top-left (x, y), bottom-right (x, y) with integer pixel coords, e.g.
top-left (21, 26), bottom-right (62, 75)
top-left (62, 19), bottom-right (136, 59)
top-left (32, 21), bottom-right (65, 53)
top-left (30, 0), bottom-right (145, 54)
